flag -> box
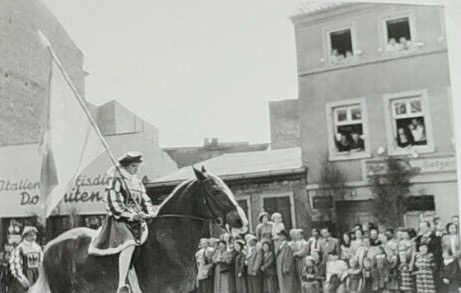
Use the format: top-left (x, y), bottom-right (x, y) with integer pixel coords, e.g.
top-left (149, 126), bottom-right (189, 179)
top-left (39, 52), bottom-right (106, 217)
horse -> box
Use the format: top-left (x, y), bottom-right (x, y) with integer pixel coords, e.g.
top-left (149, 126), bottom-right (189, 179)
top-left (29, 167), bottom-right (248, 293)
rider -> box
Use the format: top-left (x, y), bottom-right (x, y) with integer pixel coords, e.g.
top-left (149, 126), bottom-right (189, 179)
top-left (89, 151), bottom-right (156, 293)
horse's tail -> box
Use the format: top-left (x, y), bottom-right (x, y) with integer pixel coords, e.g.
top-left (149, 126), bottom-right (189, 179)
top-left (28, 265), bottom-right (51, 293)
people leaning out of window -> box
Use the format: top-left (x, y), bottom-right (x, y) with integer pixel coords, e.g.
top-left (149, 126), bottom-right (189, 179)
top-left (330, 48), bottom-right (354, 65)
top-left (335, 132), bottom-right (365, 153)
top-left (386, 37), bottom-right (413, 52)
top-left (396, 119), bottom-right (427, 149)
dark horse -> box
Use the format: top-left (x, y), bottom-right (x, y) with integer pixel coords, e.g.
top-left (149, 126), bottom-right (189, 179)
top-left (29, 167), bottom-right (248, 293)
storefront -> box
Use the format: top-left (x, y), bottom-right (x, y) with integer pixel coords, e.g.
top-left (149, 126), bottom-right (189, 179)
top-left (0, 133), bottom-right (177, 250)
top-left (307, 153), bottom-right (459, 233)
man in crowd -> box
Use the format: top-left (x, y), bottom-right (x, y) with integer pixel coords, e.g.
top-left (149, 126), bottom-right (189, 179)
top-left (319, 227), bottom-right (340, 268)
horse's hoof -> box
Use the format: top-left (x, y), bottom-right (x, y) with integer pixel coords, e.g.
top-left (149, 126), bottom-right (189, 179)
top-left (117, 285), bottom-right (131, 293)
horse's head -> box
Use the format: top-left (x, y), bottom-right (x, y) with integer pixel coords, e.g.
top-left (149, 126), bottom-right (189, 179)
top-left (193, 166), bottom-right (248, 229)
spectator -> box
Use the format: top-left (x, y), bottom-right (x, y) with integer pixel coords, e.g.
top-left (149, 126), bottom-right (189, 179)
top-left (349, 132), bottom-right (364, 152)
top-left (386, 248), bottom-right (400, 293)
top-left (335, 133), bottom-right (350, 153)
top-left (400, 36), bottom-right (413, 51)
top-left (371, 246), bottom-right (388, 293)
top-left (9, 226), bottom-right (43, 293)
top-left (409, 118), bottom-right (426, 145)
top-left (324, 251), bottom-right (348, 293)
top-left (362, 257), bottom-right (374, 292)
top-left (256, 212), bottom-right (273, 241)
top-left (301, 256), bottom-right (321, 293)
top-left (369, 228), bottom-right (381, 246)
top-left (260, 239), bottom-right (278, 293)
top-left (441, 222), bottom-right (461, 280)
top-left (213, 240), bottom-right (233, 293)
top-left (345, 258), bottom-right (362, 293)
top-left (319, 228), bottom-right (341, 268)
top-left (291, 229), bottom-right (309, 282)
top-left (307, 228), bottom-right (321, 255)
top-left (414, 243), bottom-right (436, 293)
top-left (397, 127), bottom-right (414, 148)
top-left (452, 215), bottom-right (459, 226)
top-left (399, 250), bottom-right (416, 293)
top-left (387, 37), bottom-right (402, 52)
top-left (276, 230), bottom-right (300, 293)
top-left (339, 232), bottom-right (353, 261)
top-left (271, 213), bottom-right (285, 254)
top-left (245, 234), bottom-right (263, 293)
top-left (234, 239), bottom-right (247, 293)
top-left (196, 239), bottom-right (214, 293)
top-left (350, 229), bottom-right (364, 256)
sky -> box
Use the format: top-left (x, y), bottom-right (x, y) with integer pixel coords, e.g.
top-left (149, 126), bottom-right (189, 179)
top-left (41, 0), bottom-right (300, 147)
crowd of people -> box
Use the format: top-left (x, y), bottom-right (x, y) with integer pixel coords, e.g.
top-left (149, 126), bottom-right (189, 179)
top-left (195, 213), bottom-right (461, 293)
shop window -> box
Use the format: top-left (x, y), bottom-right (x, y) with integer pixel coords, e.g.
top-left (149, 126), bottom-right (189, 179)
top-left (326, 99), bottom-right (371, 161)
top-left (382, 13), bottom-right (416, 53)
top-left (383, 90), bottom-right (434, 155)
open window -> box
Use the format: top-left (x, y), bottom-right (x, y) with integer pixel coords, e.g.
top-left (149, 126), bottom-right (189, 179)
top-left (382, 13), bottom-right (416, 53)
top-left (326, 98), bottom-right (371, 161)
top-left (327, 26), bottom-right (357, 65)
top-left (383, 90), bottom-right (434, 155)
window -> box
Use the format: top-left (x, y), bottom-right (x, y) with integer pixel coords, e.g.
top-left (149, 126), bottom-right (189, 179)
top-left (383, 90), bottom-right (434, 155)
top-left (326, 98), bottom-right (371, 161)
top-left (381, 12), bottom-right (416, 53)
top-left (325, 25), bottom-right (358, 65)
top-left (262, 194), bottom-right (295, 231)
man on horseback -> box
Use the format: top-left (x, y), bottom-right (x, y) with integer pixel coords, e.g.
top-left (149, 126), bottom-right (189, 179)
top-left (88, 151), bottom-right (156, 293)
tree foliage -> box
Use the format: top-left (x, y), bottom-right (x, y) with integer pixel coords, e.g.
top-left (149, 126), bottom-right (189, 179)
top-left (369, 157), bottom-right (419, 227)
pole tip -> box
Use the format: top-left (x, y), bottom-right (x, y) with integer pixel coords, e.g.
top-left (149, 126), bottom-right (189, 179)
top-left (38, 30), bottom-right (51, 48)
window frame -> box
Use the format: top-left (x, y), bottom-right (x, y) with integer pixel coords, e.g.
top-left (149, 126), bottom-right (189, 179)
top-left (261, 193), bottom-right (296, 229)
top-left (325, 98), bottom-right (371, 161)
top-left (236, 195), bottom-right (253, 232)
top-left (379, 10), bottom-right (418, 54)
top-left (323, 23), bottom-right (360, 65)
top-left (383, 89), bottom-right (435, 156)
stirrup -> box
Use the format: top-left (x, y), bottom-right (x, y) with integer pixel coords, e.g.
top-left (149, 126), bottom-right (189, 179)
top-left (117, 284), bottom-right (131, 293)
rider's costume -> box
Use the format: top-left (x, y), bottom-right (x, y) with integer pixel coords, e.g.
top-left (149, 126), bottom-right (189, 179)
top-left (89, 167), bottom-right (155, 256)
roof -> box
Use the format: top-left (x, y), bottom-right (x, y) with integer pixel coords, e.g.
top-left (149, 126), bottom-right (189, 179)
top-left (291, 1), bottom-right (348, 18)
top-left (151, 147), bottom-right (304, 185)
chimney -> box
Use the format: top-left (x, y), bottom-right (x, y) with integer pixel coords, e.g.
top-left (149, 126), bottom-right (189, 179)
top-left (211, 138), bottom-right (218, 146)
top-left (204, 138), bottom-right (210, 146)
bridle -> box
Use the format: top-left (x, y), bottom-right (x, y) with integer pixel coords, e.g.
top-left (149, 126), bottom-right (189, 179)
top-left (155, 178), bottom-right (229, 225)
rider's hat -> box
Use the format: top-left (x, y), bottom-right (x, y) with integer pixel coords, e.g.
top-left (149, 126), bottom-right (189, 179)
top-left (22, 226), bottom-right (38, 238)
top-left (118, 151), bottom-right (143, 167)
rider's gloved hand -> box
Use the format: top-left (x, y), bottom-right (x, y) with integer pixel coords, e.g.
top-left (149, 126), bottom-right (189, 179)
top-left (131, 214), bottom-right (143, 221)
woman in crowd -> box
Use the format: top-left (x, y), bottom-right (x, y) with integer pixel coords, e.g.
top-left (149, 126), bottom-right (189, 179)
top-left (324, 251), bottom-right (348, 293)
top-left (196, 238), bottom-right (215, 293)
top-left (260, 239), bottom-right (278, 293)
top-left (234, 239), bottom-right (247, 293)
top-left (414, 243), bottom-right (436, 293)
top-left (213, 240), bottom-right (233, 293)
top-left (345, 258), bottom-right (361, 293)
top-left (245, 234), bottom-right (263, 293)
top-left (339, 232), bottom-right (353, 261)
top-left (9, 226), bottom-right (43, 293)
top-left (291, 229), bottom-right (309, 282)
top-left (276, 230), bottom-right (299, 293)
top-left (441, 222), bottom-right (461, 293)
top-left (256, 212), bottom-right (273, 241)
top-left (350, 228), bottom-right (364, 257)
top-left (301, 256), bottom-right (320, 293)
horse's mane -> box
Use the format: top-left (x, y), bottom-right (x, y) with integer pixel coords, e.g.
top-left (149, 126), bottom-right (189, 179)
top-left (155, 178), bottom-right (196, 215)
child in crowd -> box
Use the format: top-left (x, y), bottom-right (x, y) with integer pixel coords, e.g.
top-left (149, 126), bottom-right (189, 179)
top-left (362, 257), bottom-right (373, 293)
top-left (345, 258), bottom-right (362, 293)
top-left (386, 248), bottom-right (400, 293)
top-left (301, 256), bottom-right (320, 293)
top-left (414, 244), bottom-right (436, 293)
top-left (399, 250), bottom-right (416, 293)
top-left (372, 246), bottom-right (388, 293)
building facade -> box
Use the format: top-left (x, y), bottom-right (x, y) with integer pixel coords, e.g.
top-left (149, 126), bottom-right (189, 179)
top-left (148, 148), bottom-right (311, 234)
top-left (291, 3), bottom-right (457, 231)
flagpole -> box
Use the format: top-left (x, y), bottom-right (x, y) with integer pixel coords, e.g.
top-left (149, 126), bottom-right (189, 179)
top-left (38, 31), bottom-right (143, 213)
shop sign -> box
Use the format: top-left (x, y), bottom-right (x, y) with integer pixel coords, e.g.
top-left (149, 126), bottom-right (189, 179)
top-left (363, 156), bottom-right (456, 178)
top-left (312, 196), bottom-right (334, 210)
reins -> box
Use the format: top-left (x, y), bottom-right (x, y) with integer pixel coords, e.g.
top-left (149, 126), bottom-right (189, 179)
top-left (153, 178), bottom-right (228, 224)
